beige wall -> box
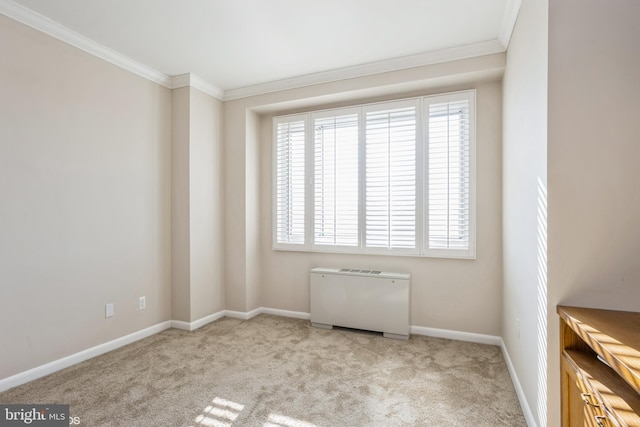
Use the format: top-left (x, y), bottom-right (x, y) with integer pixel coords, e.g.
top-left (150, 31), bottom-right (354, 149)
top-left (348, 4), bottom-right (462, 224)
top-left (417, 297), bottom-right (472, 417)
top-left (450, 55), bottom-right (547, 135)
top-left (188, 87), bottom-right (225, 320)
top-left (0, 15), bottom-right (225, 380)
top-left (245, 110), bottom-right (261, 311)
top-left (172, 86), bottom-right (225, 322)
top-left (222, 105), bottom-right (249, 311)
top-left (0, 15), bottom-right (172, 378)
top-left (547, 0), bottom-right (640, 424)
top-left (171, 87), bottom-right (191, 321)
top-left (501, 0), bottom-right (548, 425)
top-left (225, 55), bottom-right (505, 335)
top-left (548, 0), bottom-right (640, 309)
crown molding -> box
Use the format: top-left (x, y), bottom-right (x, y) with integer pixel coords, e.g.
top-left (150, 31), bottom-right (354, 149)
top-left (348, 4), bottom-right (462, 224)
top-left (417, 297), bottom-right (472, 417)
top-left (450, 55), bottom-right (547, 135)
top-left (169, 73), bottom-right (192, 89)
top-left (1, 0), bottom-right (519, 102)
top-left (0, 0), bottom-right (172, 87)
top-left (498, 0), bottom-right (522, 49)
top-left (170, 73), bottom-right (224, 100)
top-left (0, 0), bottom-right (225, 99)
top-left (223, 39), bottom-right (505, 101)
top-left (190, 74), bottom-right (224, 100)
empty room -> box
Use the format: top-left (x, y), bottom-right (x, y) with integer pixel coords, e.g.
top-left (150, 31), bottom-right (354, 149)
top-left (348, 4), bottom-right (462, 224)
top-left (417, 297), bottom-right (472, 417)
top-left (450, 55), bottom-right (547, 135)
top-left (1, 1), bottom-right (639, 426)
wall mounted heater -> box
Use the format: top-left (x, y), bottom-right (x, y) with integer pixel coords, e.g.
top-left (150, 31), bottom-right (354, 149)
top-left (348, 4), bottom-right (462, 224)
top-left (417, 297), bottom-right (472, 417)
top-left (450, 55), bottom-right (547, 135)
top-left (310, 267), bottom-right (410, 339)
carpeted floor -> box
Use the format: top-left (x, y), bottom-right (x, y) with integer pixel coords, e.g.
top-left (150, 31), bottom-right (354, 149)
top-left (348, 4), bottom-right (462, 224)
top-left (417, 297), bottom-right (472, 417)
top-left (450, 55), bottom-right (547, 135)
top-left (0, 315), bottom-right (526, 426)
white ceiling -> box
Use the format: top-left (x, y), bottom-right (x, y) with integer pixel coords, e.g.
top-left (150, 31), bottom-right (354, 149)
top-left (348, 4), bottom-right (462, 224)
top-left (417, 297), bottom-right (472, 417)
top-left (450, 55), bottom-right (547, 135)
top-left (1, 0), bottom-right (519, 98)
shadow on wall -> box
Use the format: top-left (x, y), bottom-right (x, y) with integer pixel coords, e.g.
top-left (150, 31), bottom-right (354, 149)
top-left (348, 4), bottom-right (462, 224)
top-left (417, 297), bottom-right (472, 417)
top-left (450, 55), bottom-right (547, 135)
top-left (536, 176), bottom-right (548, 426)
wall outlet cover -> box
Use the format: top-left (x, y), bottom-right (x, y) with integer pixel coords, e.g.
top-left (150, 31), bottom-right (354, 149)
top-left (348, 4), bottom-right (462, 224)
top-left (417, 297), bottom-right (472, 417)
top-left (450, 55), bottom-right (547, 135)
top-left (105, 303), bottom-right (114, 318)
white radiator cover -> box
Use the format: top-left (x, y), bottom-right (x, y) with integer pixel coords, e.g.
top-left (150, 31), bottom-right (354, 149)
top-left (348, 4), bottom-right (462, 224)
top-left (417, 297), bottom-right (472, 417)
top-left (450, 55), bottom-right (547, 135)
top-left (310, 267), bottom-right (410, 339)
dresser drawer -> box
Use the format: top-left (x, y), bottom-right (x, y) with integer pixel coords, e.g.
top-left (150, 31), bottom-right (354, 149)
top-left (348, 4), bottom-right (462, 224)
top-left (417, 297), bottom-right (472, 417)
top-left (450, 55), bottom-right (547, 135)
top-left (563, 349), bottom-right (632, 426)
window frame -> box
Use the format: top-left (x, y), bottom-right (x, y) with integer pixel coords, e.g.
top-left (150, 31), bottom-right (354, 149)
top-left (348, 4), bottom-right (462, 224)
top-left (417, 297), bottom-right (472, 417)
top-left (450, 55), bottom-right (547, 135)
top-left (310, 107), bottom-right (362, 254)
top-left (361, 98), bottom-right (422, 256)
top-left (422, 91), bottom-right (476, 259)
top-left (272, 90), bottom-right (476, 259)
top-left (272, 113), bottom-right (309, 251)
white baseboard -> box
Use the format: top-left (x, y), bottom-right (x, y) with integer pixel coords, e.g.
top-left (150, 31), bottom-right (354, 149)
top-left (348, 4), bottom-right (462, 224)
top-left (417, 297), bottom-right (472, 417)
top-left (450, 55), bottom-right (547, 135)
top-left (410, 325), bottom-right (502, 346)
top-left (171, 310), bottom-right (226, 331)
top-left (170, 320), bottom-right (192, 331)
top-left (0, 321), bottom-right (172, 393)
top-left (500, 339), bottom-right (537, 427)
top-left (224, 307), bottom-right (262, 320)
top-left (260, 307), bottom-right (311, 320)
top-left (225, 307), bottom-right (309, 320)
top-left (256, 310), bottom-right (500, 346)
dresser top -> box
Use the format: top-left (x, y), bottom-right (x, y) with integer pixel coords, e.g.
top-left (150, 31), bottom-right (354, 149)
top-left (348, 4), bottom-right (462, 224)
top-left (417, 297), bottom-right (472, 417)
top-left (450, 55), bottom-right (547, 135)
top-left (558, 305), bottom-right (640, 394)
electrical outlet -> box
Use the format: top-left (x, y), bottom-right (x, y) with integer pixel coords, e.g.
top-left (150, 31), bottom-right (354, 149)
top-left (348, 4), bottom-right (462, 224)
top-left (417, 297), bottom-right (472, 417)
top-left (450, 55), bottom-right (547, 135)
top-left (516, 318), bottom-right (520, 338)
top-left (138, 296), bottom-right (146, 310)
top-left (105, 303), bottom-right (114, 318)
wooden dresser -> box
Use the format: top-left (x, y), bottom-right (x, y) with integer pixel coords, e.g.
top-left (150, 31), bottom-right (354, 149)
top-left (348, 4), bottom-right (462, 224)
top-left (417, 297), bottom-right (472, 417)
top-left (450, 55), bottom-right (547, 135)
top-left (558, 306), bottom-right (640, 426)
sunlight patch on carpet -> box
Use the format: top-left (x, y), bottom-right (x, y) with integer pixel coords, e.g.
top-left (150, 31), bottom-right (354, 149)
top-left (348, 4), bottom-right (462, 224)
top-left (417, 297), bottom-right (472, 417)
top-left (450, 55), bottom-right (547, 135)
top-left (264, 413), bottom-right (318, 427)
top-left (192, 397), bottom-right (245, 427)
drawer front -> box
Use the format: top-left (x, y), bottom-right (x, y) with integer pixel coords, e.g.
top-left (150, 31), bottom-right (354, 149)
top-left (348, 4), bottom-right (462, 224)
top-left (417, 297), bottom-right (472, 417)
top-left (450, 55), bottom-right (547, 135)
top-left (563, 354), bottom-right (622, 427)
top-left (575, 373), bottom-right (606, 426)
top-left (573, 366), bottom-right (623, 426)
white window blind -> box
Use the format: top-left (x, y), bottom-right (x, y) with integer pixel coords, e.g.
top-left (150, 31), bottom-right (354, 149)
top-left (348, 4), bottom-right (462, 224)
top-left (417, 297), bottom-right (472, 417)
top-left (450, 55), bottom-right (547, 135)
top-left (272, 90), bottom-right (475, 258)
top-left (365, 102), bottom-right (418, 251)
top-left (313, 111), bottom-right (359, 248)
top-left (426, 93), bottom-right (474, 255)
top-left (274, 116), bottom-right (306, 247)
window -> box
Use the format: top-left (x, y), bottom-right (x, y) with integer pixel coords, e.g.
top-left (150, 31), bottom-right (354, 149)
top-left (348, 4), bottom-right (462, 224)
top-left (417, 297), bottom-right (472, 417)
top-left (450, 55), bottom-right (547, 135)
top-left (313, 109), bottom-right (359, 248)
top-left (426, 93), bottom-right (474, 256)
top-left (273, 90), bottom-right (475, 258)
top-left (273, 116), bottom-right (306, 245)
top-left (364, 101), bottom-right (418, 252)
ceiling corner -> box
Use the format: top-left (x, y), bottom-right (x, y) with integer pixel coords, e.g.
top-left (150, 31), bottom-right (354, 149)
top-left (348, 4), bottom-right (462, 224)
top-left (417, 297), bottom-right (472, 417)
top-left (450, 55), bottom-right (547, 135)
top-left (189, 75), bottom-right (225, 100)
top-left (498, 0), bottom-right (522, 49)
top-left (169, 73), bottom-right (191, 89)
top-left (169, 74), bottom-right (224, 100)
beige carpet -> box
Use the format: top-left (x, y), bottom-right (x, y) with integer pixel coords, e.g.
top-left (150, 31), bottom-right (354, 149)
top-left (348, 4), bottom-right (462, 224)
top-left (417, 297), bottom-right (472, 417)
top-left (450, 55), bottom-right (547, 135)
top-left (0, 315), bottom-right (526, 426)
